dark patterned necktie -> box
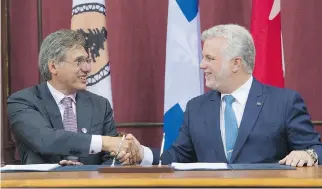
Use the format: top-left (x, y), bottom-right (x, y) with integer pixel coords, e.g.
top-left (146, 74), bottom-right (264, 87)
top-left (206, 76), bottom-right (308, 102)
top-left (61, 97), bottom-right (78, 132)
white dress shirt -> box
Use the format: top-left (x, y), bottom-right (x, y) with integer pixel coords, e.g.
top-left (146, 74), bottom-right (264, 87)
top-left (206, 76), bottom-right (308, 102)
top-left (220, 76), bottom-right (253, 156)
top-left (47, 82), bottom-right (153, 165)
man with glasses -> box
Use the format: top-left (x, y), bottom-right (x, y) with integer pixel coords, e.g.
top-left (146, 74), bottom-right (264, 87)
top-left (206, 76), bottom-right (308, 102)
top-left (7, 29), bottom-right (156, 165)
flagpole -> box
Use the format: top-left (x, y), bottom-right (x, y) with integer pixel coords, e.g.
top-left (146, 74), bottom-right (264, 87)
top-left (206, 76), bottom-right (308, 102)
top-left (37, 0), bottom-right (43, 82)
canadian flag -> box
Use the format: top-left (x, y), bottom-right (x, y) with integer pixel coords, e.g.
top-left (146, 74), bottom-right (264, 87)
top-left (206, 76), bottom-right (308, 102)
top-left (251, 0), bottom-right (284, 87)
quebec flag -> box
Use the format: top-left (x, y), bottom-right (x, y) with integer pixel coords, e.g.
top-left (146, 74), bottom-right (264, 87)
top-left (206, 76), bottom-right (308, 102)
top-left (163, 0), bottom-right (203, 150)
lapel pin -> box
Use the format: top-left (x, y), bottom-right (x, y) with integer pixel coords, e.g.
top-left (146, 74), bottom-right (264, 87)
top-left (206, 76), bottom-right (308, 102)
top-left (82, 128), bottom-right (87, 133)
top-left (256, 102), bottom-right (262, 106)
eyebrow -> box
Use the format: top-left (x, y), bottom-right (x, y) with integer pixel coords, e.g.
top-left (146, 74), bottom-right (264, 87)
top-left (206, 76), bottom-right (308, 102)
top-left (75, 55), bottom-right (87, 61)
top-left (203, 54), bottom-right (215, 59)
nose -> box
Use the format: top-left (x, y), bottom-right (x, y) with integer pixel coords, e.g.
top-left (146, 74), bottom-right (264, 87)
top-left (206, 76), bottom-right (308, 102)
top-left (200, 59), bottom-right (207, 70)
top-left (81, 62), bottom-right (92, 73)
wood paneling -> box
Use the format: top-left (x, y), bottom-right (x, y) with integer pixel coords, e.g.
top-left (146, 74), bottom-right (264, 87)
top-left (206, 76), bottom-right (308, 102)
top-left (1, 0), bottom-right (16, 166)
top-left (281, 0), bottom-right (322, 120)
top-left (9, 0), bottom-right (39, 93)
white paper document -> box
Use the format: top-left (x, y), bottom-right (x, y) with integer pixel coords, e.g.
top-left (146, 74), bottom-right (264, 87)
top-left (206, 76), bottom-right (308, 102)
top-left (0, 164), bottom-right (60, 172)
top-left (171, 162), bottom-right (229, 170)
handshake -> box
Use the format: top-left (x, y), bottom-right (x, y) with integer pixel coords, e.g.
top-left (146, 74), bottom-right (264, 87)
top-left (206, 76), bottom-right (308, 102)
top-left (60, 133), bottom-right (144, 166)
top-left (102, 133), bottom-right (144, 165)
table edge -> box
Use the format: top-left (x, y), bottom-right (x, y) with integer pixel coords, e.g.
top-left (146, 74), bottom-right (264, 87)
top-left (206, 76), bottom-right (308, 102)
top-left (2, 178), bottom-right (322, 188)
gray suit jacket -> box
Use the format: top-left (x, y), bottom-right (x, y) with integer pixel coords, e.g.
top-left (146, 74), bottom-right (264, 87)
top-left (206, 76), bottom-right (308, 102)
top-left (7, 82), bottom-right (118, 165)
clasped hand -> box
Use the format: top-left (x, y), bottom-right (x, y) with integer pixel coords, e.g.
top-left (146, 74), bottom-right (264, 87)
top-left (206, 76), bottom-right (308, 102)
top-left (59, 134), bottom-right (143, 166)
top-left (109, 134), bottom-right (144, 165)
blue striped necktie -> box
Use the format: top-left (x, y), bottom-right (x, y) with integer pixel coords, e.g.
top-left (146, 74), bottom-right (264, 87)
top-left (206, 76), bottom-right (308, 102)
top-left (223, 95), bottom-right (238, 162)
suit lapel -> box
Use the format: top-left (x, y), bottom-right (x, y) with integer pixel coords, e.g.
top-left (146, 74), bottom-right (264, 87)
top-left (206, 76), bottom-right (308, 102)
top-left (37, 82), bottom-right (64, 130)
top-left (76, 91), bottom-right (92, 133)
top-left (203, 91), bottom-right (227, 162)
top-left (230, 79), bottom-right (266, 162)
top-left (38, 83), bottom-right (93, 133)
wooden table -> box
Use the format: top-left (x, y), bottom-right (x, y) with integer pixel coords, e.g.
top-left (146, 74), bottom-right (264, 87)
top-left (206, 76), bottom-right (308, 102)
top-left (1, 166), bottom-right (322, 188)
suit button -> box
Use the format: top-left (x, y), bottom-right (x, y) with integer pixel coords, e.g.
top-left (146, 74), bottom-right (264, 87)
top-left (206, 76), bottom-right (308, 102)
top-left (82, 128), bottom-right (87, 133)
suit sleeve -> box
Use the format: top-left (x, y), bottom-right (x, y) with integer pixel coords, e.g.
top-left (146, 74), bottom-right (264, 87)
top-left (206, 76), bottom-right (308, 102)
top-left (7, 93), bottom-right (92, 158)
top-left (161, 100), bottom-right (197, 165)
top-left (99, 98), bottom-right (118, 164)
top-left (286, 91), bottom-right (322, 164)
top-left (102, 99), bottom-right (118, 136)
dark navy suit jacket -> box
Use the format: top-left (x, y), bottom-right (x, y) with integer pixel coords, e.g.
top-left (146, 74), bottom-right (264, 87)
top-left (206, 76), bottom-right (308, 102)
top-left (159, 78), bottom-right (322, 165)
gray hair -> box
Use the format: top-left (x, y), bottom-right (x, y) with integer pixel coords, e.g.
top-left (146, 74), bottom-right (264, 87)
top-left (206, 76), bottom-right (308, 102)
top-left (38, 29), bottom-right (85, 81)
top-left (201, 24), bottom-right (255, 74)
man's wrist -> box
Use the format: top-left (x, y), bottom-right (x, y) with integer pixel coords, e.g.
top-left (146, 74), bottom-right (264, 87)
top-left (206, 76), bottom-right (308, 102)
top-left (101, 136), bottom-right (115, 152)
top-left (305, 149), bottom-right (318, 164)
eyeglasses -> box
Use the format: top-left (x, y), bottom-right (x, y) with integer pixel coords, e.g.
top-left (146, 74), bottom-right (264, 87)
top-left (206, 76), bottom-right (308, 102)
top-left (63, 57), bottom-right (92, 67)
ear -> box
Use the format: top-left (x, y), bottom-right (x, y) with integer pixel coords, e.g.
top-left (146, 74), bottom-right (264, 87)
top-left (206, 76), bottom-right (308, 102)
top-left (48, 60), bottom-right (59, 76)
top-left (231, 57), bottom-right (242, 73)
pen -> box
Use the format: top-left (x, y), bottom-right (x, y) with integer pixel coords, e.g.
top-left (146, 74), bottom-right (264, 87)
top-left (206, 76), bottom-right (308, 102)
top-left (111, 134), bottom-right (125, 167)
top-left (158, 133), bottom-right (165, 166)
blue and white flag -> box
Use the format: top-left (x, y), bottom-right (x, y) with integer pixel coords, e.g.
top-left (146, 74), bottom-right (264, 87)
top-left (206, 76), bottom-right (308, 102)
top-left (163, 0), bottom-right (203, 150)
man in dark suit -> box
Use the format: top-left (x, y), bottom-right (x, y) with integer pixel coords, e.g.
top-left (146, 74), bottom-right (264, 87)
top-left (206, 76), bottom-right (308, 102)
top-left (133, 24), bottom-right (321, 166)
top-left (7, 29), bottom-right (157, 165)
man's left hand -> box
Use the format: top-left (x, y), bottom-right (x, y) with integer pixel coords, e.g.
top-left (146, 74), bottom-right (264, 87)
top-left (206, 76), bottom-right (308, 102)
top-left (279, 150), bottom-right (315, 167)
top-left (59, 160), bottom-right (83, 166)
top-left (119, 134), bottom-right (144, 165)
top-left (110, 134), bottom-right (144, 165)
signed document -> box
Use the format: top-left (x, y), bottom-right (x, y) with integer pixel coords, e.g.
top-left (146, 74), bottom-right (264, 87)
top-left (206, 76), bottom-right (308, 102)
top-left (0, 164), bottom-right (60, 172)
top-left (171, 162), bottom-right (229, 170)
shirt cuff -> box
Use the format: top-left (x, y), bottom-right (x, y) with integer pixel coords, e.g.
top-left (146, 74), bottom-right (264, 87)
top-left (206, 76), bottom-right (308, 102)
top-left (140, 145), bottom-right (153, 165)
top-left (89, 135), bottom-right (102, 154)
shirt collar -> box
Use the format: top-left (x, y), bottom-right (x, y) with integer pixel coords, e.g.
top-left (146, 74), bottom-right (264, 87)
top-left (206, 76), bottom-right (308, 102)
top-left (221, 76), bottom-right (253, 105)
top-left (47, 82), bottom-right (76, 105)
